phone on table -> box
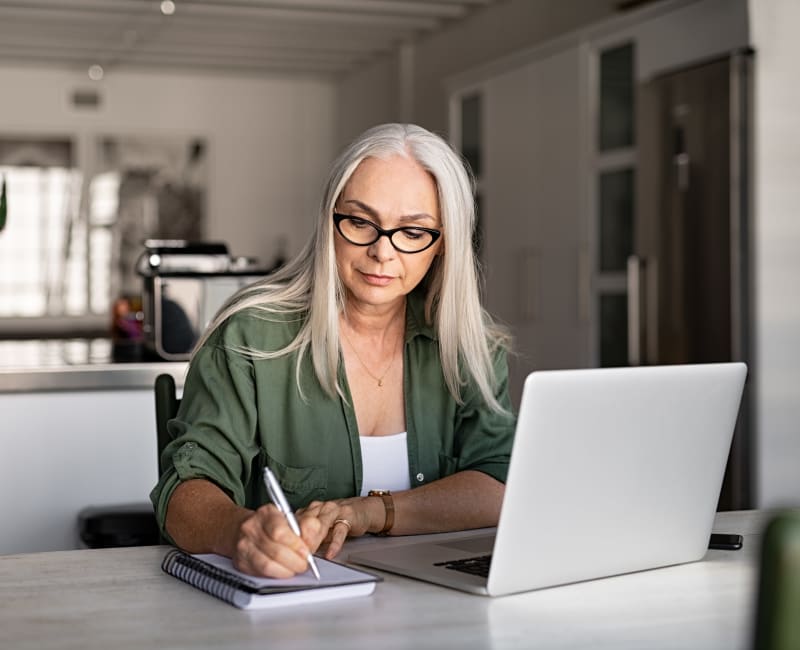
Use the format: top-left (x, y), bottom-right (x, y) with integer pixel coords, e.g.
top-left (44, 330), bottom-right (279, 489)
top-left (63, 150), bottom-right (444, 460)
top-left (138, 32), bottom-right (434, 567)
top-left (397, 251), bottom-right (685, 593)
top-left (709, 533), bottom-right (743, 550)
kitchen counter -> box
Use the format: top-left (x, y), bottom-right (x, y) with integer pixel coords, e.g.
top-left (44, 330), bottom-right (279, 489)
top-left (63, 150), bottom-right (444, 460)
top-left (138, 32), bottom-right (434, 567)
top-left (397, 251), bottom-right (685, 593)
top-left (0, 338), bottom-right (188, 555)
top-left (0, 339), bottom-right (187, 392)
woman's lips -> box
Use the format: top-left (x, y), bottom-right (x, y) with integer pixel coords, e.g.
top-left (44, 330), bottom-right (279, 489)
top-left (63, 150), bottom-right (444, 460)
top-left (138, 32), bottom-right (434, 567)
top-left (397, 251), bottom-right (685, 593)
top-left (360, 271), bottom-right (394, 286)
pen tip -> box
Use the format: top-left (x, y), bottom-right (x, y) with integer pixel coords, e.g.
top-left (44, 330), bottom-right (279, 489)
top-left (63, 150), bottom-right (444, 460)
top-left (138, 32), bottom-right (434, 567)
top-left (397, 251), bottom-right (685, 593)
top-left (309, 556), bottom-right (321, 581)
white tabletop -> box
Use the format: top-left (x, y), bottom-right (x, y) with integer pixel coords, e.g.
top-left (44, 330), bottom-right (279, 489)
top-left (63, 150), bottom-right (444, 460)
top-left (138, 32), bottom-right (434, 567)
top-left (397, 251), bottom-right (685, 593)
top-left (0, 510), bottom-right (769, 650)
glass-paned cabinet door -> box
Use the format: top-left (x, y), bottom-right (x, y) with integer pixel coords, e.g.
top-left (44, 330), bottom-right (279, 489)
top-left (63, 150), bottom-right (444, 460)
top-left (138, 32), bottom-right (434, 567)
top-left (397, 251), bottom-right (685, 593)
top-left (458, 92), bottom-right (484, 260)
top-left (593, 40), bottom-right (635, 367)
top-left (460, 93), bottom-right (482, 177)
top-left (599, 43), bottom-right (634, 151)
top-left (473, 193), bottom-right (484, 261)
top-left (599, 293), bottom-right (628, 367)
top-left (599, 168), bottom-right (634, 272)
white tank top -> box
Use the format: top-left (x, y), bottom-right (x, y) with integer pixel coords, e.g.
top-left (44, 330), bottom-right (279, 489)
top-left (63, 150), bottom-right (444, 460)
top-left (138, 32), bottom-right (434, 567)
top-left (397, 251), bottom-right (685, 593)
top-left (359, 432), bottom-right (412, 496)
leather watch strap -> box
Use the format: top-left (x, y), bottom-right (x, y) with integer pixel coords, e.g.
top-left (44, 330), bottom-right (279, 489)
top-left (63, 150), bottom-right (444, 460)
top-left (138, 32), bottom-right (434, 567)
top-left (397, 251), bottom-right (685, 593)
top-left (368, 490), bottom-right (394, 535)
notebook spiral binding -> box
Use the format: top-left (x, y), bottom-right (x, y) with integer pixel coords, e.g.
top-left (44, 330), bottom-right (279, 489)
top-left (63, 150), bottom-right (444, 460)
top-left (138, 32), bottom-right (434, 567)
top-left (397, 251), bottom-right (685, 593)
top-left (162, 548), bottom-right (250, 606)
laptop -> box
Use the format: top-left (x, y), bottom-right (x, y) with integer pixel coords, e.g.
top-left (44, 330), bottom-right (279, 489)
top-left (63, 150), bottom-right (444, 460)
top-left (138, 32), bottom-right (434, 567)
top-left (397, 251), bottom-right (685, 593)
top-left (348, 362), bottom-right (747, 596)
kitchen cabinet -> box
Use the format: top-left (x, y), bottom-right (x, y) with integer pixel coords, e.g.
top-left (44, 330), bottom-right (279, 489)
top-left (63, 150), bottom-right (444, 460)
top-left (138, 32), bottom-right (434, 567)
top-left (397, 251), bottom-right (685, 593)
top-left (0, 350), bottom-right (186, 555)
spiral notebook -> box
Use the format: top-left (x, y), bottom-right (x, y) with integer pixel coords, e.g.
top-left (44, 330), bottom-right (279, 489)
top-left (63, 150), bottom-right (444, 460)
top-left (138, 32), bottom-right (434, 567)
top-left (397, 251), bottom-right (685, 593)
top-left (161, 548), bottom-right (380, 609)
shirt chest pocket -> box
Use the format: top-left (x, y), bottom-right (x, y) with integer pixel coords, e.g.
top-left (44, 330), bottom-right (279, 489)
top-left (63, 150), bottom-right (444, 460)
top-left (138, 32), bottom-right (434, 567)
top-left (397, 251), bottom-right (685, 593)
top-left (438, 452), bottom-right (458, 477)
top-left (265, 455), bottom-right (328, 509)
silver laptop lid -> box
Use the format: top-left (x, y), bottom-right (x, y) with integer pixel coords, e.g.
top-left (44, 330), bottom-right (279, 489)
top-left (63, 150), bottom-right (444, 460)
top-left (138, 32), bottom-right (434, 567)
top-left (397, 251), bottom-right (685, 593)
top-left (487, 362), bottom-right (747, 595)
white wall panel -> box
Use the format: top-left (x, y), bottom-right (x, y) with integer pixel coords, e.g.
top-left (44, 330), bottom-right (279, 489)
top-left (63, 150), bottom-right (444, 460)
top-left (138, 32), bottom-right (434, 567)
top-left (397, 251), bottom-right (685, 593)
top-left (749, 0), bottom-right (800, 507)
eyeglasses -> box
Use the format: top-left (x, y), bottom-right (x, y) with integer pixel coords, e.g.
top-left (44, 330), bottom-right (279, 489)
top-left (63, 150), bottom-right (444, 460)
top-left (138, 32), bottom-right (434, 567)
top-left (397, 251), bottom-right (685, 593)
top-left (333, 213), bottom-right (441, 254)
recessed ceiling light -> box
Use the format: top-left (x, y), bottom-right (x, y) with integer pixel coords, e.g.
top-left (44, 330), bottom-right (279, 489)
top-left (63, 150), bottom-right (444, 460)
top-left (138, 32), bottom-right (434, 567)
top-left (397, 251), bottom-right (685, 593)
top-left (88, 64), bottom-right (104, 81)
top-left (160, 0), bottom-right (176, 16)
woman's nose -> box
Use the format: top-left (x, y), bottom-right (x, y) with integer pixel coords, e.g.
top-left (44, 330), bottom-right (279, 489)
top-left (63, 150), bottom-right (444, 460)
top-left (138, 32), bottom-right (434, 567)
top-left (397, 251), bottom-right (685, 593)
top-left (367, 234), bottom-right (396, 261)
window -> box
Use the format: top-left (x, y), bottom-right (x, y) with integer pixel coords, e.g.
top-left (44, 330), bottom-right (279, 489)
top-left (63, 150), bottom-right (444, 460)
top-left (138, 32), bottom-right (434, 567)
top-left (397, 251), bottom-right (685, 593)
top-left (0, 135), bottom-right (207, 335)
top-left (0, 138), bottom-right (99, 318)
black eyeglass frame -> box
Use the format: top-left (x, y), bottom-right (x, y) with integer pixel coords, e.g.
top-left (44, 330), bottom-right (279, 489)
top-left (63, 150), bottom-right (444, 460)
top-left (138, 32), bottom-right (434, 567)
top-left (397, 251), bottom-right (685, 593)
top-left (333, 213), bottom-right (442, 254)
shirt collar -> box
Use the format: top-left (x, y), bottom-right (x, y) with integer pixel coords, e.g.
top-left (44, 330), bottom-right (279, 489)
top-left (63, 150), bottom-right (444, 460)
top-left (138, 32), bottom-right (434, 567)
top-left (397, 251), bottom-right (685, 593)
top-left (405, 288), bottom-right (437, 342)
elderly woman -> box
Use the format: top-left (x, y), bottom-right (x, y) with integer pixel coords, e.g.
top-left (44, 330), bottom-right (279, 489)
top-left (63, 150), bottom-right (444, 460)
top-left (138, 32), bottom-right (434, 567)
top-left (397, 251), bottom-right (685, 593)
top-left (151, 123), bottom-right (516, 578)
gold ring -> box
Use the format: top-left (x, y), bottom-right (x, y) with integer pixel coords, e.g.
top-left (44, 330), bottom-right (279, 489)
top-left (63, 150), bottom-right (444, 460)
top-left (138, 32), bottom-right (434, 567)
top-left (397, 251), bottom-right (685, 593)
top-left (333, 518), bottom-right (352, 533)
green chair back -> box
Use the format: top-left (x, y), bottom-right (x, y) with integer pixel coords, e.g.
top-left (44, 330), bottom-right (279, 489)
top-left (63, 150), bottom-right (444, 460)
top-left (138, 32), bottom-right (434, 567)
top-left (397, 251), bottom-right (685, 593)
top-left (754, 510), bottom-right (800, 650)
top-left (154, 373), bottom-right (180, 476)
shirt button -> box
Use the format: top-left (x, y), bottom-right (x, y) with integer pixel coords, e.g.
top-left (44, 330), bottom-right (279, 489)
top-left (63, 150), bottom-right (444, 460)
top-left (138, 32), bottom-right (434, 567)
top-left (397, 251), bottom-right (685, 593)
top-left (416, 473), bottom-right (424, 483)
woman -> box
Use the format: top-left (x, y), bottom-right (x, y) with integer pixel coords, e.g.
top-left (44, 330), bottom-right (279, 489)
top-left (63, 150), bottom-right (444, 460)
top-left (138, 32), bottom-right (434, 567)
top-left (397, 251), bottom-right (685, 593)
top-left (151, 123), bottom-right (516, 578)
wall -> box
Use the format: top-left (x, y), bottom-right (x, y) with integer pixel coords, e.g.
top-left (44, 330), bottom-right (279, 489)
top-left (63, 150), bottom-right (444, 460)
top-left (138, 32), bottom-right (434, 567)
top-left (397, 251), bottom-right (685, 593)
top-left (335, 0), bottom-right (619, 144)
top-left (0, 65), bottom-right (337, 264)
top-left (748, 0), bottom-right (800, 507)
top-left (337, 53), bottom-right (399, 150)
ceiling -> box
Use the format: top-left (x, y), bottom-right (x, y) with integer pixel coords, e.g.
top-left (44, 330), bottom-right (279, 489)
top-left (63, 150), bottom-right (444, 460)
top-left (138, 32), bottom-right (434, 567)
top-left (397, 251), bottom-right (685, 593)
top-left (0, 0), bottom-right (505, 79)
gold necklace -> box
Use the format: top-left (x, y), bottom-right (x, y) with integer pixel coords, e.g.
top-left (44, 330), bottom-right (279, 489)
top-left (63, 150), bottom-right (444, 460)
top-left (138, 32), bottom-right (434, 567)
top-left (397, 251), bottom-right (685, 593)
top-left (341, 330), bottom-right (397, 387)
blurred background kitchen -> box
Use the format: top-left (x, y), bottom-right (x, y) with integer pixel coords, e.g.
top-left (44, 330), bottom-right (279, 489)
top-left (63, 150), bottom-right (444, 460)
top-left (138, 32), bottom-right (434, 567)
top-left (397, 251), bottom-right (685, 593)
top-left (0, 0), bottom-right (798, 554)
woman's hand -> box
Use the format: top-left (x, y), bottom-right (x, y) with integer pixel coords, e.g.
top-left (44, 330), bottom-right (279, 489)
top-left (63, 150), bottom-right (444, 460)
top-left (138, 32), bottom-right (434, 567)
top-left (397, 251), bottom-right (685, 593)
top-left (230, 496), bottom-right (383, 575)
top-left (298, 496), bottom-right (385, 559)
top-left (228, 503), bottom-right (326, 578)
top-left (165, 480), bottom-right (384, 577)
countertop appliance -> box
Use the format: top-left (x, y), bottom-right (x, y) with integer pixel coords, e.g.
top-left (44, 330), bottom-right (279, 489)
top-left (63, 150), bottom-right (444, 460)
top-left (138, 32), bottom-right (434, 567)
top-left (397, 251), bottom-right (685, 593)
top-left (137, 240), bottom-right (269, 361)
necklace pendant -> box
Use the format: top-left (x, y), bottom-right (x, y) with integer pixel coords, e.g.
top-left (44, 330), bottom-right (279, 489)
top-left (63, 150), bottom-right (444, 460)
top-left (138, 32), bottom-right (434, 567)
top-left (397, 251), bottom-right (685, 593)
top-left (377, 379), bottom-right (383, 387)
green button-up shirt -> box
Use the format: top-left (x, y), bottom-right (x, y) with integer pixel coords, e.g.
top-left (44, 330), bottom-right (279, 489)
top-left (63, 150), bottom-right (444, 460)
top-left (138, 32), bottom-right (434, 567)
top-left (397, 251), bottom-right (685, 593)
top-left (150, 291), bottom-right (516, 535)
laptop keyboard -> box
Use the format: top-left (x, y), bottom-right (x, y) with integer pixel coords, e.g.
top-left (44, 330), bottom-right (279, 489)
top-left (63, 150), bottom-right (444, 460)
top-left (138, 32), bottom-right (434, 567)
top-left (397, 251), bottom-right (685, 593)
top-left (433, 554), bottom-right (493, 578)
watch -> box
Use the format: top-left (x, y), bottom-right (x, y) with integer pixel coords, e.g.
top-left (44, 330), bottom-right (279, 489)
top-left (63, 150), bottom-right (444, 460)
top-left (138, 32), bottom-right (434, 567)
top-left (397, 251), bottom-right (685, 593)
top-left (367, 490), bottom-right (394, 535)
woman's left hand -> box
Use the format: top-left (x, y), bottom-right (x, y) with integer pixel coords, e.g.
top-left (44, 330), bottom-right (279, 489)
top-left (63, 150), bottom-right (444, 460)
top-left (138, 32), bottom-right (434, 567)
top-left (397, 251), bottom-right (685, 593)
top-left (297, 471), bottom-right (504, 560)
top-left (297, 497), bottom-right (383, 559)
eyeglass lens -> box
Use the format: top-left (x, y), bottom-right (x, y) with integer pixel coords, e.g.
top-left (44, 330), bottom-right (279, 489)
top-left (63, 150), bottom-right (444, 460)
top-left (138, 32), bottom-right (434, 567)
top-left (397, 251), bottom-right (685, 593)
top-left (336, 216), bottom-right (436, 253)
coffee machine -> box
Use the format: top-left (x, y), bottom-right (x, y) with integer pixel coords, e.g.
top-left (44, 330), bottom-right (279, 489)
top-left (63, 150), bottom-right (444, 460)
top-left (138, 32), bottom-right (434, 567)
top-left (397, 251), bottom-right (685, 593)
top-left (137, 240), bottom-right (268, 361)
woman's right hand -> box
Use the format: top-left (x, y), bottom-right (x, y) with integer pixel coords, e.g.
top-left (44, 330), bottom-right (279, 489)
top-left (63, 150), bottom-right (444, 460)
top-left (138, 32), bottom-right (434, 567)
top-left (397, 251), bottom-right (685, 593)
top-left (228, 503), bottom-right (325, 578)
top-left (165, 479), bottom-right (326, 579)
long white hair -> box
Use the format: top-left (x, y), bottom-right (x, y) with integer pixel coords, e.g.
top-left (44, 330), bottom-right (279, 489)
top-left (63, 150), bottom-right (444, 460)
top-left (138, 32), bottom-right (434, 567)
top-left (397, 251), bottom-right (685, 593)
top-left (196, 123), bottom-right (510, 412)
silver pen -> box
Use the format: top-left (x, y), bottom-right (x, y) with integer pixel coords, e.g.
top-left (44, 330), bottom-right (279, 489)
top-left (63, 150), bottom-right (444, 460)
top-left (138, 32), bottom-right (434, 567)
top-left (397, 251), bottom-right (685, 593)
top-left (263, 467), bottom-right (321, 580)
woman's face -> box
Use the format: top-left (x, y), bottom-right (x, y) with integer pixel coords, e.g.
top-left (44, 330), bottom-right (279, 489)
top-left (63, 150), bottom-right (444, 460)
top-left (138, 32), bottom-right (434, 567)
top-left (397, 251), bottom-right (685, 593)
top-left (334, 154), bottom-right (442, 313)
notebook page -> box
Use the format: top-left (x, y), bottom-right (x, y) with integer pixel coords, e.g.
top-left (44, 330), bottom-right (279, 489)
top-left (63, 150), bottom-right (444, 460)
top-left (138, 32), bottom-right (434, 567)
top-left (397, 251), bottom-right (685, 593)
top-left (193, 553), bottom-right (375, 591)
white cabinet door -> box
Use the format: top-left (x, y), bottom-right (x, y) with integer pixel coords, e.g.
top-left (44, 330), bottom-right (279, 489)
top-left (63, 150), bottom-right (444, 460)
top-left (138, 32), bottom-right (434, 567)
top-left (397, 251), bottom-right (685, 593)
top-left (482, 46), bottom-right (590, 401)
top-left (0, 390), bottom-right (159, 554)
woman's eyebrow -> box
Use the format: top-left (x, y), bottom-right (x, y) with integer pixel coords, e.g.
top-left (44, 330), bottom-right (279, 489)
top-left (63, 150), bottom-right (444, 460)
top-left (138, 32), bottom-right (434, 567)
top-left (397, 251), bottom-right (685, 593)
top-left (342, 199), bottom-right (378, 217)
top-left (342, 199), bottom-right (436, 224)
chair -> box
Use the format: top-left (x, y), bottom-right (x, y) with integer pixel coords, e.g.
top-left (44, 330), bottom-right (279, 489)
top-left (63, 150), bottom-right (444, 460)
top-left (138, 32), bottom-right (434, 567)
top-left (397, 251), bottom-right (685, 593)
top-left (77, 373), bottom-right (180, 548)
top-left (154, 373), bottom-right (180, 476)
top-left (753, 510), bottom-right (800, 650)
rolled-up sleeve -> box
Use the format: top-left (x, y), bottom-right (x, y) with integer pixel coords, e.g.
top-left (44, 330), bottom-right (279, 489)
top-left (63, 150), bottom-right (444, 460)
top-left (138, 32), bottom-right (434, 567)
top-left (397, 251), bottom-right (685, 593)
top-left (452, 347), bottom-right (516, 483)
top-left (149, 325), bottom-right (260, 536)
